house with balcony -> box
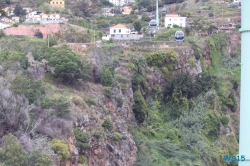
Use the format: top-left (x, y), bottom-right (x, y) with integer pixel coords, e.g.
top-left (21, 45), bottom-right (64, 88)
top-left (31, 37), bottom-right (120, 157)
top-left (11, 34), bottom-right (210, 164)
top-left (165, 14), bottom-right (186, 28)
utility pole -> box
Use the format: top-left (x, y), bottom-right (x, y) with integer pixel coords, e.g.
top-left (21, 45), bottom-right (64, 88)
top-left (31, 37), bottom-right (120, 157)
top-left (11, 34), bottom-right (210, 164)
top-left (156, 0), bottom-right (159, 26)
top-left (239, 0), bottom-right (250, 165)
top-left (48, 34), bottom-right (49, 48)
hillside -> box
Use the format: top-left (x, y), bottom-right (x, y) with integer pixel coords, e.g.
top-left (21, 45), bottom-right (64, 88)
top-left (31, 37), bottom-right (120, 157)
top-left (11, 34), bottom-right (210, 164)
top-left (0, 0), bottom-right (241, 166)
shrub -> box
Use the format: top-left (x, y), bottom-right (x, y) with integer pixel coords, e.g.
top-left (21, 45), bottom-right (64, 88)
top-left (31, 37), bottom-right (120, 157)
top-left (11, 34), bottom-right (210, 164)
top-left (188, 58), bottom-right (196, 67)
top-left (103, 86), bottom-right (113, 99)
top-left (146, 50), bottom-right (178, 70)
top-left (74, 128), bottom-right (89, 143)
top-left (203, 111), bottom-right (220, 141)
top-left (116, 96), bottom-right (123, 108)
top-left (102, 118), bottom-right (112, 130)
top-left (113, 132), bottom-right (122, 142)
top-left (42, 97), bottom-right (70, 118)
top-left (79, 155), bottom-right (88, 164)
top-left (228, 93), bottom-right (237, 112)
top-left (50, 139), bottom-right (70, 162)
top-left (28, 149), bottom-right (52, 166)
top-left (86, 97), bottom-right (97, 106)
top-left (46, 35), bottom-right (58, 47)
top-left (12, 74), bottom-right (45, 104)
top-left (100, 65), bottom-right (113, 86)
top-left (72, 96), bottom-right (87, 109)
top-left (220, 116), bottom-right (229, 126)
top-left (0, 134), bottom-right (28, 166)
top-left (93, 130), bottom-right (103, 140)
top-left (0, 30), bottom-right (5, 38)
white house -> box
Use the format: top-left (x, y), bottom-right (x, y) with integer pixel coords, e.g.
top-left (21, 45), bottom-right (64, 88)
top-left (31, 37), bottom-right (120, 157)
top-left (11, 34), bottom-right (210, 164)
top-left (109, 0), bottom-right (133, 6)
top-left (165, 14), bottom-right (186, 28)
top-left (0, 22), bottom-right (10, 29)
top-left (12, 17), bottom-right (20, 23)
top-left (110, 24), bottom-right (130, 35)
top-left (102, 23), bottom-right (143, 40)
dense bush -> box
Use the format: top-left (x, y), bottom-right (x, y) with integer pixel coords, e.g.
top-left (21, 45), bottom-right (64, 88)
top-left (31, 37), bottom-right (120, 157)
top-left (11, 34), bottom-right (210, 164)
top-left (220, 116), bottom-right (229, 126)
top-left (0, 49), bottom-right (28, 69)
top-left (12, 74), bottom-right (45, 104)
top-left (74, 128), bottom-right (90, 152)
top-left (100, 65), bottom-right (113, 86)
top-left (50, 139), bottom-right (70, 162)
top-left (133, 90), bottom-right (148, 123)
top-left (131, 74), bottom-right (148, 92)
top-left (102, 118), bottom-right (113, 130)
top-left (165, 73), bottom-right (218, 104)
top-left (0, 134), bottom-right (28, 166)
top-left (203, 111), bottom-right (220, 141)
top-left (44, 46), bottom-right (91, 83)
top-left (41, 97), bottom-right (70, 118)
top-left (156, 28), bottom-right (178, 41)
top-left (146, 50), bottom-right (178, 70)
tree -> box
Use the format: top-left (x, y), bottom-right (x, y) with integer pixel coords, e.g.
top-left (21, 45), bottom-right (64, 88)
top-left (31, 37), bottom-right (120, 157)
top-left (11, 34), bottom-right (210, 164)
top-left (128, 53), bottom-right (146, 75)
top-left (133, 19), bottom-right (142, 33)
top-left (0, 134), bottom-right (28, 166)
top-left (100, 64), bottom-right (113, 86)
top-left (133, 90), bottom-right (148, 123)
top-left (13, 4), bottom-right (26, 16)
top-left (44, 46), bottom-right (91, 83)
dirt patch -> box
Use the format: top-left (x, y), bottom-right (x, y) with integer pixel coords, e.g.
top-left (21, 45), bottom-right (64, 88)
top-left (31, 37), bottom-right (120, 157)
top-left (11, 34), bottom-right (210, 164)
top-left (4, 24), bottom-right (62, 39)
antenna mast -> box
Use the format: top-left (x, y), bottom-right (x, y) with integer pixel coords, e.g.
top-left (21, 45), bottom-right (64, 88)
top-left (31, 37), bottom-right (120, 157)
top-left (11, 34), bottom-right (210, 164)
top-left (156, 0), bottom-right (159, 26)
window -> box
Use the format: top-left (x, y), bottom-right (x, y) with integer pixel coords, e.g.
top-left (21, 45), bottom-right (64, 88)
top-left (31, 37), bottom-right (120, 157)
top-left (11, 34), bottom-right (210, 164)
top-left (53, 2), bottom-right (54, 4)
top-left (121, 35), bottom-right (123, 37)
top-left (113, 29), bottom-right (116, 33)
top-left (60, 2), bottom-right (62, 4)
top-left (169, 19), bottom-right (171, 21)
top-left (119, 29), bottom-right (121, 33)
top-left (56, 2), bottom-right (58, 4)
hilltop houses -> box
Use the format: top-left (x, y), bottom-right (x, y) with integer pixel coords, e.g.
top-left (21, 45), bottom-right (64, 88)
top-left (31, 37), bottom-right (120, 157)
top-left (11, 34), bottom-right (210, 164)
top-left (165, 14), bottom-right (186, 28)
top-left (109, 0), bottom-right (134, 6)
top-left (25, 11), bottom-right (63, 24)
top-left (102, 24), bottom-right (143, 40)
top-left (102, 8), bottom-right (114, 17)
top-left (50, 0), bottom-right (65, 8)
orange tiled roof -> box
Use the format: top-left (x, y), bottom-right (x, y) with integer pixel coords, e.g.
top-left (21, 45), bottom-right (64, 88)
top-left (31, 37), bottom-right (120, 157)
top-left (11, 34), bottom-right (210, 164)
top-left (110, 24), bottom-right (128, 29)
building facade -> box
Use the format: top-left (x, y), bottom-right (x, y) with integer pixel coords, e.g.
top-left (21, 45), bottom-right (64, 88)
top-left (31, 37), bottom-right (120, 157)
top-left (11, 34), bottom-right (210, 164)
top-left (0, 23), bottom-right (10, 29)
top-left (50, 0), bottom-right (65, 8)
top-left (109, 0), bottom-right (134, 6)
top-left (110, 24), bottom-right (130, 35)
top-left (165, 14), bottom-right (186, 28)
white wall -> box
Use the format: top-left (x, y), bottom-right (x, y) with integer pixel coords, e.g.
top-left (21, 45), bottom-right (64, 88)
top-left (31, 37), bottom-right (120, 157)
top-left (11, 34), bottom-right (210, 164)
top-left (110, 28), bottom-right (130, 35)
top-left (165, 16), bottom-right (186, 28)
top-left (0, 23), bottom-right (10, 29)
